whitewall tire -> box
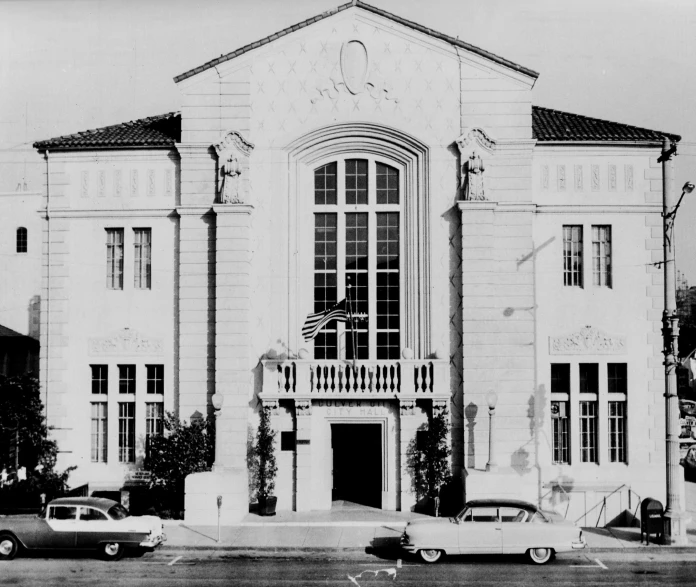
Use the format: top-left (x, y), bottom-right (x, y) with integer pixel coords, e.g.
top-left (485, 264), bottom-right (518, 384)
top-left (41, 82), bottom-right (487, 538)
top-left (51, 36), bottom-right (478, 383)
top-left (527, 547), bottom-right (554, 565)
top-left (418, 549), bottom-right (443, 563)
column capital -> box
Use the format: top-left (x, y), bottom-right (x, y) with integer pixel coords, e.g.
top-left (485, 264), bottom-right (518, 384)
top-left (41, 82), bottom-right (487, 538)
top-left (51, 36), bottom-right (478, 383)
top-left (213, 204), bottom-right (254, 215)
top-left (400, 399), bottom-right (416, 417)
top-left (295, 399), bottom-right (312, 416)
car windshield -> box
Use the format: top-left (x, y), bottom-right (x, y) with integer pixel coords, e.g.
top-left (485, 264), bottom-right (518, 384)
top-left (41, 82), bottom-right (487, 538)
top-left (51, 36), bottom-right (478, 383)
top-left (107, 504), bottom-right (129, 520)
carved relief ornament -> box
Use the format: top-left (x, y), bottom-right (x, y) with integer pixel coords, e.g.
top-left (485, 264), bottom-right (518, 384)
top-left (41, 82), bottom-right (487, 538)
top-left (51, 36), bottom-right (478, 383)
top-left (214, 130), bottom-right (255, 204)
top-left (88, 328), bottom-right (163, 356)
top-left (456, 128), bottom-right (495, 201)
top-left (549, 326), bottom-right (626, 355)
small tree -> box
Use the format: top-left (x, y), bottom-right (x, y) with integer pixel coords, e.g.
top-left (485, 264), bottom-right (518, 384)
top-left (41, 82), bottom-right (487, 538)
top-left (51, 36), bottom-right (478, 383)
top-left (144, 411), bottom-right (215, 518)
top-left (253, 405), bottom-right (277, 503)
top-left (0, 374), bottom-right (74, 507)
top-left (407, 407), bottom-right (452, 510)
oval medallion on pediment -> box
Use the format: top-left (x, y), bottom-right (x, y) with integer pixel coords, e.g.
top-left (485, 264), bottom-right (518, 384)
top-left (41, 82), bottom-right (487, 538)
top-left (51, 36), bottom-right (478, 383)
top-left (340, 40), bottom-right (368, 94)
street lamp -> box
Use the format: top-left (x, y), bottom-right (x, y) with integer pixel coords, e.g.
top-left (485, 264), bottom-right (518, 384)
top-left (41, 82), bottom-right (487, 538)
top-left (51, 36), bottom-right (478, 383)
top-left (486, 390), bottom-right (498, 472)
top-left (660, 137), bottom-right (690, 545)
top-left (211, 393), bottom-right (224, 471)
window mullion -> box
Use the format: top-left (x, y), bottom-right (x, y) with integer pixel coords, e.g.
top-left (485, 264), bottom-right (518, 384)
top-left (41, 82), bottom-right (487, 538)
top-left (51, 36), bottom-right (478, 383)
top-left (337, 207), bottom-right (346, 360)
top-left (368, 209), bottom-right (376, 360)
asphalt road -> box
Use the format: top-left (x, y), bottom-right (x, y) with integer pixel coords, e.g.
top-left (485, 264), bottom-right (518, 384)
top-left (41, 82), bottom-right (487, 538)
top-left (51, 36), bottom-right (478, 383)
top-left (2, 550), bottom-right (696, 586)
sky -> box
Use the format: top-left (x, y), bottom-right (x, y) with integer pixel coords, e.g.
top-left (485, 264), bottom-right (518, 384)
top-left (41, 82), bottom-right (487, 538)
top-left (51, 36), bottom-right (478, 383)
top-left (1, 0), bottom-right (695, 279)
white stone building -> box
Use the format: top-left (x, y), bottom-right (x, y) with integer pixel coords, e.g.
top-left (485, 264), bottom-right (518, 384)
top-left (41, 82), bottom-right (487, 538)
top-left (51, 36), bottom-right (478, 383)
top-left (30, 1), bottom-right (682, 524)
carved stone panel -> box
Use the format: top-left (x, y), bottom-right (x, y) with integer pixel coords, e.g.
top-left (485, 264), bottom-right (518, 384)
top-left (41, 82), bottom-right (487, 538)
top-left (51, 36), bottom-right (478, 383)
top-left (549, 326), bottom-right (626, 355)
top-left (88, 328), bottom-right (164, 356)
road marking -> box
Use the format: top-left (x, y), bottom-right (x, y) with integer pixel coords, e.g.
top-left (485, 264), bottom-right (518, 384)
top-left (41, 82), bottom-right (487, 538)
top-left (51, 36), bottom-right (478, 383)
top-left (169, 555), bottom-right (183, 566)
top-left (573, 556), bottom-right (607, 569)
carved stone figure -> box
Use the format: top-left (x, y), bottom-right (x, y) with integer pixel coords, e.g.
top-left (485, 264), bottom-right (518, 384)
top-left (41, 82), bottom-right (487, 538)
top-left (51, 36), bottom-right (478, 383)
top-left (214, 130), bottom-right (255, 204)
top-left (463, 153), bottom-right (485, 201)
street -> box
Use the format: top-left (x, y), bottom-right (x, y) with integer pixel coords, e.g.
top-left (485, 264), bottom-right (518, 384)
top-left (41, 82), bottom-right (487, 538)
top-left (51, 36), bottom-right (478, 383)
top-left (2, 550), bottom-right (696, 586)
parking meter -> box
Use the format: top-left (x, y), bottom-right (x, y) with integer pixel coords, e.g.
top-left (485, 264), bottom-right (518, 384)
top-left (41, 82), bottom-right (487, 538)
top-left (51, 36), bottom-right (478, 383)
top-left (217, 495), bottom-right (222, 543)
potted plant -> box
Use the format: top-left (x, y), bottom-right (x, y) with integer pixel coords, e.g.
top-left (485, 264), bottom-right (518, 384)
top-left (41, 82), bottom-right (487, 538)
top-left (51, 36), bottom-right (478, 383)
top-left (254, 405), bottom-right (278, 516)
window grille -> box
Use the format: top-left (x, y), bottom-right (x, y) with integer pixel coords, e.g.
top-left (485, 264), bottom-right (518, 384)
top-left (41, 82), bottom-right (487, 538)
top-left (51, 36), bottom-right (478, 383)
top-left (118, 365), bottom-right (136, 394)
top-left (579, 401), bottom-right (598, 463)
top-left (91, 403), bottom-right (108, 463)
top-left (106, 228), bottom-right (124, 289)
top-left (592, 225), bottom-right (612, 287)
top-left (134, 228), bottom-right (151, 289)
top-left (608, 401), bottom-right (626, 463)
top-left (563, 225), bottom-right (583, 287)
top-left (118, 402), bottom-right (135, 463)
top-left (91, 365), bottom-right (108, 394)
top-left (551, 401), bottom-right (570, 464)
top-left (146, 365), bottom-right (164, 394)
top-left (16, 227), bottom-right (27, 253)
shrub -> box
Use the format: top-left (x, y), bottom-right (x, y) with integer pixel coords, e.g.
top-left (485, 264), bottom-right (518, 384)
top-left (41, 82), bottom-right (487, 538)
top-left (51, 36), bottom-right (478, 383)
top-left (407, 407), bottom-right (452, 503)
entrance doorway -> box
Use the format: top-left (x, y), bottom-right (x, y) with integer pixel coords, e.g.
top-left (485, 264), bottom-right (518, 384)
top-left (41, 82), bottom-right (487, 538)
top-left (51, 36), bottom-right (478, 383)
top-left (331, 423), bottom-right (382, 509)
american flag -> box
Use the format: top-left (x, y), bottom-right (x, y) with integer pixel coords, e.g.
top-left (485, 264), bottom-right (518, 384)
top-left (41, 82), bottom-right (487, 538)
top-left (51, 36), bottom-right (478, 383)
top-left (301, 299), bottom-right (348, 341)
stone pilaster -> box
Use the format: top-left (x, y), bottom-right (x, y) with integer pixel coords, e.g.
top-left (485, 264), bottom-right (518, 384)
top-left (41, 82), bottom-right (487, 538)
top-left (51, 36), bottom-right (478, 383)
top-left (294, 399), bottom-right (313, 511)
top-left (399, 399), bottom-right (419, 511)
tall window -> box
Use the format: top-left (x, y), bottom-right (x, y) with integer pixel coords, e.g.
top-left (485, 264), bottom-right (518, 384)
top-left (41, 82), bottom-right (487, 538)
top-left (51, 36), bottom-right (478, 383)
top-left (91, 403), bottom-right (108, 463)
top-left (146, 365), bottom-right (164, 394)
top-left (592, 225), bottom-right (612, 287)
top-left (118, 402), bottom-right (135, 463)
top-left (563, 225), bottom-right (583, 287)
top-left (313, 158), bottom-right (401, 360)
top-left (91, 365), bottom-right (108, 394)
top-left (118, 365), bottom-right (136, 394)
top-left (134, 228), bottom-right (152, 289)
top-left (106, 228), bottom-right (124, 290)
top-left (608, 363), bottom-right (627, 463)
top-left (145, 402), bottom-right (163, 454)
top-left (551, 364), bottom-right (570, 464)
top-left (579, 401), bottom-right (598, 463)
top-left (16, 227), bottom-right (27, 253)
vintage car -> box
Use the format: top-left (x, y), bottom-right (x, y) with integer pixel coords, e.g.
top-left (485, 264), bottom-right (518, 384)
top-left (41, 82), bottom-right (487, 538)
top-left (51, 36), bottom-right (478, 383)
top-left (0, 497), bottom-right (165, 561)
top-left (401, 499), bottom-right (585, 564)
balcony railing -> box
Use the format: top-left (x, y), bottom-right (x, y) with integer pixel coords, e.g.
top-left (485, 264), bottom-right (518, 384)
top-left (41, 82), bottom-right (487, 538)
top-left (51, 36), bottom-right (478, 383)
top-left (260, 359), bottom-right (449, 398)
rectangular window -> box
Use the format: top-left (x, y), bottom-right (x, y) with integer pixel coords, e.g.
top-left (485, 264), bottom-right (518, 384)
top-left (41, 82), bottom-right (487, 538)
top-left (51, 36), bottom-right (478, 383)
top-left (579, 401), bottom-right (598, 463)
top-left (118, 365), bottom-right (136, 394)
top-left (608, 401), bottom-right (627, 463)
top-left (551, 363), bottom-right (570, 394)
top-left (106, 228), bottom-right (124, 290)
top-left (346, 212), bottom-right (369, 360)
top-left (314, 213), bottom-right (338, 360)
top-left (314, 162), bottom-right (337, 205)
top-left (551, 401), bottom-right (570, 464)
top-left (145, 402), bottom-right (163, 448)
top-left (133, 228), bottom-right (152, 289)
top-left (280, 431), bottom-right (296, 451)
top-left (146, 365), bottom-right (164, 394)
top-left (592, 225), bottom-right (612, 287)
top-left (563, 225), bottom-right (583, 287)
top-left (579, 363), bottom-right (599, 394)
top-left (118, 402), bottom-right (135, 463)
top-left (345, 159), bottom-right (368, 205)
top-left (90, 402), bottom-right (108, 463)
top-left (376, 162), bottom-right (399, 204)
top-left (607, 363), bottom-right (627, 394)
top-left (91, 365), bottom-right (108, 394)
top-left (376, 212), bottom-right (400, 359)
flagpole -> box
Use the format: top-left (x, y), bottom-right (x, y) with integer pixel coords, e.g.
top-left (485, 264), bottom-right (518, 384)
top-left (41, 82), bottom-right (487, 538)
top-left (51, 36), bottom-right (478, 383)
top-left (346, 277), bottom-right (357, 373)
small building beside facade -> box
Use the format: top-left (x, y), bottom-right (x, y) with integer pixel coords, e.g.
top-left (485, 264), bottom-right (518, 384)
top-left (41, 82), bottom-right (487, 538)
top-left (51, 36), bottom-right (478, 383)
top-left (30, 2), bottom-right (681, 524)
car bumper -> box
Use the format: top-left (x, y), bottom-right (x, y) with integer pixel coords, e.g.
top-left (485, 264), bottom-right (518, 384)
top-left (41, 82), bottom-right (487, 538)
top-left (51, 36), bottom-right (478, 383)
top-left (571, 538), bottom-right (586, 550)
top-left (140, 533), bottom-right (166, 548)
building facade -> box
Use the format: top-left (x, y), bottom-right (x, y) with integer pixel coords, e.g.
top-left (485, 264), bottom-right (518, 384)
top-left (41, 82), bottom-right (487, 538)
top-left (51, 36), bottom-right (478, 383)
top-left (31, 2), bottom-right (681, 524)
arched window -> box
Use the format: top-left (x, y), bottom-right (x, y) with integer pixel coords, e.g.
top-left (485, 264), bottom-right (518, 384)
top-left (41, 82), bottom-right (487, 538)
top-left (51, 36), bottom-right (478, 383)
top-left (313, 157), bottom-right (402, 360)
top-left (16, 227), bottom-right (27, 253)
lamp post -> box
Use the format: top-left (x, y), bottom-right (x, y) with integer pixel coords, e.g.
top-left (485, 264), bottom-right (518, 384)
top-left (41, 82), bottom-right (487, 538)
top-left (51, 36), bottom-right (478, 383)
top-left (660, 136), bottom-right (692, 545)
top-left (486, 390), bottom-right (498, 472)
top-left (211, 393), bottom-right (224, 471)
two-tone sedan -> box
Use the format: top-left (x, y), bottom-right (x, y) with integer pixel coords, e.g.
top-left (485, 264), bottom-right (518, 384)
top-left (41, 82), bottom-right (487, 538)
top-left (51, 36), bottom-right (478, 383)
top-left (401, 499), bottom-right (585, 564)
top-left (0, 497), bottom-right (165, 561)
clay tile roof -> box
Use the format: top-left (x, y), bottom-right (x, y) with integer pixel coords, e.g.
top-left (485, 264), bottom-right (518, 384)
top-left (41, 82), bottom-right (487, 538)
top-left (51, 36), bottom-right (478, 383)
top-left (173, 0), bottom-right (539, 84)
top-left (31, 107), bottom-right (679, 151)
top-left (532, 105), bottom-right (680, 143)
top-left (33, 112), bottom-right (181, 151)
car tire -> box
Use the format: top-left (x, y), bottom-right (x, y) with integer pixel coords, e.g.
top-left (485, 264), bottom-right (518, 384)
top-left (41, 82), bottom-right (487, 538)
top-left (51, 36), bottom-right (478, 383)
top-left (99, 542), bottom-right (125, 561)
top-left (527, 547), bottom-right (554, 565)
top-left (0, 534), bottom-right (19, 561)
top-left (418, 549), bottom-right (443, 563)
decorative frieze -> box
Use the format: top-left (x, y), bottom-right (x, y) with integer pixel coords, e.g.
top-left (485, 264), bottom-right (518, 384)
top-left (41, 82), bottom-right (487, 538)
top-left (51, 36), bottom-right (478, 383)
top-left (557, 165), bottom-right (566, 191)
top-left (147, 169), bottom-right (155, 197)
top-left (625, 164), bottom-right (634, 191)
top-left (541, 165), bottom-right (549, 190)
top-left (574, 165), bottom-right (583, 191)
top-left (131, 170), bottom-right (139, 197)
top-left (591, 165), bottom-right (600, 191)
top-left (98, 170), bottom-right (106, 197)
top-left (114, 170), bottom-right (122, 197)
top-left (549, 325), bottom-right (626, 355)
top-left (609, 165), bottom-right (617, 191)
top-left (81, 171), bottom-right (89, 198)
top-left (165, 169), bottom-right (173, 197)
top-left (88, 327), bottom-right (164, 356)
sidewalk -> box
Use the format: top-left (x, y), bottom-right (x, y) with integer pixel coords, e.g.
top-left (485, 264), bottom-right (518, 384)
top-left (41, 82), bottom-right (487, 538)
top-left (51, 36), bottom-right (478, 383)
top-left (159, 500), bottom-right (696, 553)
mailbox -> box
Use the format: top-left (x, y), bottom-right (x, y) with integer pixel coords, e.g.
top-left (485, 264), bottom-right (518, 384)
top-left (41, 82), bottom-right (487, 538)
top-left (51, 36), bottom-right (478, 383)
top-left (640, 498), bottom-right (664, 544)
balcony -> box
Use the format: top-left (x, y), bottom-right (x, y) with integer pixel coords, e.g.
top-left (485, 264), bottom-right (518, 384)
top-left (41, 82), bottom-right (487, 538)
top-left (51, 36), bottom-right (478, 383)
top-left (260, 358), bottom-right (450, 400)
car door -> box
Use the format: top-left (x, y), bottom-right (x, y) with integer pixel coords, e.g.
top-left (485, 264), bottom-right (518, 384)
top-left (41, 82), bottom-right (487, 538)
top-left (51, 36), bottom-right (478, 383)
top-left (45, 505), bottom-right (78, 548)
top-left (500, 507), bottom-right (531, 554)
top-left (75, 506), bottom-right (112, 548)
top-left (457, 506), bottom-right (503, 554)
